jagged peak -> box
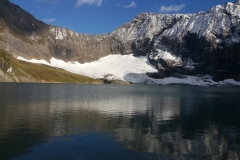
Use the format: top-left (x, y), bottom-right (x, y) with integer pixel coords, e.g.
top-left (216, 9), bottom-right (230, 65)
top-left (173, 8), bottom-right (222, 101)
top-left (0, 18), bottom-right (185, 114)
top-left (235, 0), bottom-right (240, 5)
top-left (134, 1), bottom-right (238, 21)
top-left (206, 1), bottom-right (240, 17)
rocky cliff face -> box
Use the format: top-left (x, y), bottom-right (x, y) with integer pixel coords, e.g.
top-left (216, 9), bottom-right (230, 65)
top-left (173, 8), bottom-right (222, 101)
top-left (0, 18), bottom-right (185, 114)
top-left (111, 1), bottom-right (240, 81)
top-left (0, 0), bottom-right (240, 81)
top-left (0, 0), bottom-right (124, 63)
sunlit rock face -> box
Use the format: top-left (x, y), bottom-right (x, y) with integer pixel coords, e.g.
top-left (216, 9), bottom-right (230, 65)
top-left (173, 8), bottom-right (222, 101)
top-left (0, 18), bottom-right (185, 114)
top-left (0, 0), bottom-right (240, 81)
top-left (112, 2), bottom-right (240, 80)
top-left (0, 1), bottom-right (126, 63)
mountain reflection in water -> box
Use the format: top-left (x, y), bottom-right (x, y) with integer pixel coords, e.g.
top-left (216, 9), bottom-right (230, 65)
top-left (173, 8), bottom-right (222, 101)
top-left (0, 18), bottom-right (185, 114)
top-left (0, 83), bottom-right (240, 160)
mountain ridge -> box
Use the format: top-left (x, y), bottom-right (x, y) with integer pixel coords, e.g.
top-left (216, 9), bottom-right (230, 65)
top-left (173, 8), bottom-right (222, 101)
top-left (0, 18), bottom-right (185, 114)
top-left (111, 1), bottom-right (240, 81)
top-left (0, 0), bottom-right (240, 84)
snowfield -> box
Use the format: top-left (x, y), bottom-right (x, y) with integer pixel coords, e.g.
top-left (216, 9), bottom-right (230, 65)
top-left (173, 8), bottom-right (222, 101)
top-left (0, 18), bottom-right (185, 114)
top-left (17, 55), bottom-right (240, 86)
top-left (18, 54), bottom-right (157, 83)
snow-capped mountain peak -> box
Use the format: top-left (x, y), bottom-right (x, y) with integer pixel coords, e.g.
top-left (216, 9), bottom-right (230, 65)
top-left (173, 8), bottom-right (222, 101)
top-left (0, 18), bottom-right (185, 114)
top-left (0, 0), bottom-right (240, 85)
top-left (235, 0), bottom-right (240, 5)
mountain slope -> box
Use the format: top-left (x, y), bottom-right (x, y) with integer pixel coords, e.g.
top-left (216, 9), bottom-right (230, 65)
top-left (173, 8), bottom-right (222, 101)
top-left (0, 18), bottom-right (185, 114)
top-left (0, 0), bottom-right (124, 63)
top-left (0, 0), bottom-right (240, 85)
top-left (111, 1), bottom-right (240, 81)
top-left (0, 49), bottom-right (99, 83)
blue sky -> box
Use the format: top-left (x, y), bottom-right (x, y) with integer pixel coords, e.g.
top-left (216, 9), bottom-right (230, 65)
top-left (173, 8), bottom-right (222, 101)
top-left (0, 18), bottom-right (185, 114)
top-left (10, 0), bottom-right (233, 34)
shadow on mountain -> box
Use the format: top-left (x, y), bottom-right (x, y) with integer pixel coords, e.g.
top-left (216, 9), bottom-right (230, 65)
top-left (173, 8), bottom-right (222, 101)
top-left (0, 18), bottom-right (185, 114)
top-left (123, 72), bottom-right (158, 84)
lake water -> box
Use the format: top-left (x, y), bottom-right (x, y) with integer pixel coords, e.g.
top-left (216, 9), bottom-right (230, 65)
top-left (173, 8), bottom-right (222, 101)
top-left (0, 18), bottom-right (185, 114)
top-left (0, 83), bottom-right (240, 160)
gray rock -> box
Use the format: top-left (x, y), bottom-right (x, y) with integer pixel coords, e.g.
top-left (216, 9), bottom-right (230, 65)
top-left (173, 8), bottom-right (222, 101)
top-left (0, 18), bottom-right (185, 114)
top-left (0, 0), bottom-right (240, 81)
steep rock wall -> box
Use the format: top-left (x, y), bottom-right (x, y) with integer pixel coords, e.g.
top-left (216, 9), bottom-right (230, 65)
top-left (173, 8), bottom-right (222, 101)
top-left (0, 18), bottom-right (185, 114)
top-left (0, 0), bottom-right (240, 80)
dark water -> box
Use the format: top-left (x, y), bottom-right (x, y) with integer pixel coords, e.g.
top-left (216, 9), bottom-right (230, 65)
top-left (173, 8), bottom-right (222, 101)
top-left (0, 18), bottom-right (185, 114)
top-left (0, 83), bottom-right (240, 160)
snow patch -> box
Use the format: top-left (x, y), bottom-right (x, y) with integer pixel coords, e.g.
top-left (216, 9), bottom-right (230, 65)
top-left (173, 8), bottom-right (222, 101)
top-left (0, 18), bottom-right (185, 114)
top-left (149, 46), bottom-right (182, 68)
top-left (50, 27), bottom-right (67, 40)
top-left (17, 55), bottom-right (240, 86)
top-left (17, 57), bottom-right (50, 66)
top-left (183, 59), bottom-right (197, 70)
top-left (17, 55), bottom-right (157, 82)
top-left (7, 67), bottom-right (12, 73)
top-left (155, 48), bottom-right (181, 62)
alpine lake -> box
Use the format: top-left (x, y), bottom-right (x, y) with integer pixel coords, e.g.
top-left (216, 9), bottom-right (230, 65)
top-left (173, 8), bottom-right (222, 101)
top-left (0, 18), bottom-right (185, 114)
top-left (0, 83), bottom-right (240, 160)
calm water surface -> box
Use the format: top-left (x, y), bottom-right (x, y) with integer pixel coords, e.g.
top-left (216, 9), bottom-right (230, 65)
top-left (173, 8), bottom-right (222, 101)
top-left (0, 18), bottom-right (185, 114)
top-left (0, 83), bottom-right (240, 160)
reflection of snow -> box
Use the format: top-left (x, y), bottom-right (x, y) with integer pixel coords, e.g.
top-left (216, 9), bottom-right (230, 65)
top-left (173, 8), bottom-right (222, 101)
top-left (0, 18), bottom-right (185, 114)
top-left (148, 76), bottom-right (240, 86)
top-left (45, 85), bottom-right (182, 138)
top-left (154, 97), bottom-right (181, 121)
top-left (49, 95), bottom-right (149, 117)
top-left (47, 87), bottom-right (181, 121)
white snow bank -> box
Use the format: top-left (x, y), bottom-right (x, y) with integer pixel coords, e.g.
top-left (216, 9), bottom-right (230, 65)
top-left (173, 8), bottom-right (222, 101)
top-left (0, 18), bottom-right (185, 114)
top-left (17, 55), bottom-right (240, 86)
top-left (156, 49), bottom-right (181, 62)
top-left (149, 46), bottom-right (182, 68)
top-left (17, 57), bottom-right (50, 65)
top-left (17, 54), bottom-right (157, 83)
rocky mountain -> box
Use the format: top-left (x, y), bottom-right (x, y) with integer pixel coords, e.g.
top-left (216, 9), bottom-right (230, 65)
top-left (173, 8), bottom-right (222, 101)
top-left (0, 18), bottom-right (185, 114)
top-left (111, 0), bottom-right (240, 81)
top-left (0, 0), bottom-right (240, 84)
top-left (0, 0), bottom-right (128, 63)
top-left (0, 49), bottom-right (100, 83)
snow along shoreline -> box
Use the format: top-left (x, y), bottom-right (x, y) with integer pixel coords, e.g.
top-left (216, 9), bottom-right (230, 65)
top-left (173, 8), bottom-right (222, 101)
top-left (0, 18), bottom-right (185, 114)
top-left (17, 54), bottom-right (240, 86)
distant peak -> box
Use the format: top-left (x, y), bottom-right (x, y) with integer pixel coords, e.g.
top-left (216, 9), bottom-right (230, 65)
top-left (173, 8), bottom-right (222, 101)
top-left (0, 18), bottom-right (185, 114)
top-left (235, 0), bottom-right (240, 5)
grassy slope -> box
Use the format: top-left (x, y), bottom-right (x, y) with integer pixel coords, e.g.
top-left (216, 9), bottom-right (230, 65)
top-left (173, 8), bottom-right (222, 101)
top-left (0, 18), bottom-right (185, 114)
top-left (0, 49), bottom-right (99, 83)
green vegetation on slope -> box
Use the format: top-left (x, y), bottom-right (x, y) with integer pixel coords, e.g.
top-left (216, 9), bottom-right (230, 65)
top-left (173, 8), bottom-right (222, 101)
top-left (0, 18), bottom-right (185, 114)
top-left (0, 35), bottom-right (3, 41)
top-left (0, 49), bottom-right (97, 83)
